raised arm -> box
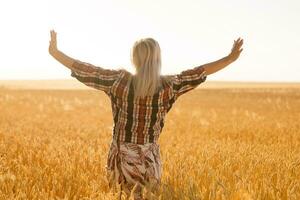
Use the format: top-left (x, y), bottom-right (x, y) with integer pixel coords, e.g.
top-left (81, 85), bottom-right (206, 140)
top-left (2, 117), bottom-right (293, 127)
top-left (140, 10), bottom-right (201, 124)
top-left (48, 30), bottom-right (123, 93)
top-left (48, 30), bottom-right (75, 69)
top-left (171, 37), bottom-right (243, 99)
top-left (202, 37), bottom-right (244, 75)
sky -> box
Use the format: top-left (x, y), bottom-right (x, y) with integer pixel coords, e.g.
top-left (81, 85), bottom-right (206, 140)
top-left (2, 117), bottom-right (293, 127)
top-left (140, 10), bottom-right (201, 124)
top-left (0, 0), bottom-right (299, 82)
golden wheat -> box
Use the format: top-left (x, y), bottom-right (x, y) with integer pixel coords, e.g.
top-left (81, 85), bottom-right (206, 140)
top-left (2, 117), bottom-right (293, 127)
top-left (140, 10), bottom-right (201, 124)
top-left (0, 87), bottom-right (299, 200)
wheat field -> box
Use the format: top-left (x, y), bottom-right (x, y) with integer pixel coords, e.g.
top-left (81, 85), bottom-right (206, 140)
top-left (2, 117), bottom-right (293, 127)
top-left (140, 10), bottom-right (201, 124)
top-left (0, 84), bottom-right (300, 200)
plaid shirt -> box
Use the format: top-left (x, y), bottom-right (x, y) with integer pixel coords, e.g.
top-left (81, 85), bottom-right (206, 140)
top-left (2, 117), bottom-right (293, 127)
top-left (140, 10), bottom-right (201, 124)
top-left (71, 60), bottom-right (207, 144)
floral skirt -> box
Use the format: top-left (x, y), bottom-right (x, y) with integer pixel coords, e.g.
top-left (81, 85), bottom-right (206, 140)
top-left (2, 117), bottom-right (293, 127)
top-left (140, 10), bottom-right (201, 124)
top-left (105, 138), bottom-right (162, 199)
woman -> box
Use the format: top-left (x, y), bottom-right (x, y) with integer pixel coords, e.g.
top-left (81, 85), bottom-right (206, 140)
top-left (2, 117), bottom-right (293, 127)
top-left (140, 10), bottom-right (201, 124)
top-left (49, 30), bottom-right (243, 199)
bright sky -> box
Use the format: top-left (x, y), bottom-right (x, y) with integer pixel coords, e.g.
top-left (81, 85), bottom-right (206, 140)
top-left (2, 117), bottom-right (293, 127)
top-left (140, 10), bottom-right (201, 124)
top-left (0, 0), bottom-right (299, 81)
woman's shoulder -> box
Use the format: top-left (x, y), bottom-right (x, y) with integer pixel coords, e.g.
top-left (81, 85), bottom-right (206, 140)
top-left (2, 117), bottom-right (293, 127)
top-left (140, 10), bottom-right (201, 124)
top-left (161, 74), bottom-right (176, 86)
top-left (115, 69), bottom-right (133, 82)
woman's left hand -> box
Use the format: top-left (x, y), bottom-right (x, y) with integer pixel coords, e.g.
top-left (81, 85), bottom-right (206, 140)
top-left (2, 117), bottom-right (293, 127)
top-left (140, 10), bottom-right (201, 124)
top-left (49, 30), bottom-right (58, 55)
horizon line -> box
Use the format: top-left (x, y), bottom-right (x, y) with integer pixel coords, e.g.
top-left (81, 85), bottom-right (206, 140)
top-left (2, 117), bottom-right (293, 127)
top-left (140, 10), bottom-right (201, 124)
top-left (0, 79), bottom-right (299, 84)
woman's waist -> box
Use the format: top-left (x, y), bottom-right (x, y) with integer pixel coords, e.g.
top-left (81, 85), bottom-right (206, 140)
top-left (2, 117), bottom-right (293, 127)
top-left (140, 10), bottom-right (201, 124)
top-left (111, 137), bottom-right (159, 148)
top-left (112, 131), bottom-right (159, 145)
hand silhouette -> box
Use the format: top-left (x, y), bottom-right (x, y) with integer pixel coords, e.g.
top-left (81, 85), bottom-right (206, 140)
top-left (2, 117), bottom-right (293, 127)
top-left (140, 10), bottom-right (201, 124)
top-left (228, 37), bottom-right (243, 62)
top-left (49, 30), bottom-right (57, 55)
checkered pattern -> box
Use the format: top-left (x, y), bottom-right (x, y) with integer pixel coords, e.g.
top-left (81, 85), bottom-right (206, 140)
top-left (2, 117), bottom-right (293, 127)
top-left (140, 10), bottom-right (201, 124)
top-left (71, 60), bottom-right (207, 144)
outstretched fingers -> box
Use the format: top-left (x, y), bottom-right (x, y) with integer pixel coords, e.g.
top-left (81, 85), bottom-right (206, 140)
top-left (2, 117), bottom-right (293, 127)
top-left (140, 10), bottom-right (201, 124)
top-left (237, 38), bottom-right (243, 47)
top-left (50, 30), bottom-right (57, 42)
top-left (233, 38), bottom-right (243, 52)
top-left (49, 29), bottom-right (58, 53)
top-left (229, 37), bottom-right (244, 62)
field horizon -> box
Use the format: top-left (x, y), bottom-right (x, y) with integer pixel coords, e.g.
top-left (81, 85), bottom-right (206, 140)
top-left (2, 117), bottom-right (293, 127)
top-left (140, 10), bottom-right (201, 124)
top-left (1, 79), bottom-right (300, 90)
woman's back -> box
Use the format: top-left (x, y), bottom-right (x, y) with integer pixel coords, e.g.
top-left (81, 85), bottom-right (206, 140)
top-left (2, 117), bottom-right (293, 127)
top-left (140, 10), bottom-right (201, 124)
top-left (70, 59), bottom-right (207, 144)
top-left (109, 70), bottom-right (176, 144)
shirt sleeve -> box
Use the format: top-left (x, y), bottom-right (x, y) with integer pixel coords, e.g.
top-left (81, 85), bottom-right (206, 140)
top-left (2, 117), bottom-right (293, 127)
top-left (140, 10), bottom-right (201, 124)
top-left (172, 65), bottom-right (207, 100)
top-left (70, 59), bottom-right (123, 93)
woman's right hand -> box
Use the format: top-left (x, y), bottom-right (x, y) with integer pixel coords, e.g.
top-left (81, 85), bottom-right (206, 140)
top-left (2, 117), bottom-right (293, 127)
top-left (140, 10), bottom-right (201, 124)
top-left (228, 37), bottom-right (243, 62)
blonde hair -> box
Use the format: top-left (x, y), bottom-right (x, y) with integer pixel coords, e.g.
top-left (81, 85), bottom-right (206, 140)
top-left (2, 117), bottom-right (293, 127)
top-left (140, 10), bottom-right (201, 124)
top-left (131, 38), bottom-right (163, 99)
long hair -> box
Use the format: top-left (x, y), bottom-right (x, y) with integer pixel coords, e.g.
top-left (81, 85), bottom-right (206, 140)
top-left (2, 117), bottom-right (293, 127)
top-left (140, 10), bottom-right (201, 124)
top-left (131, 38), bottom-right (162, 99)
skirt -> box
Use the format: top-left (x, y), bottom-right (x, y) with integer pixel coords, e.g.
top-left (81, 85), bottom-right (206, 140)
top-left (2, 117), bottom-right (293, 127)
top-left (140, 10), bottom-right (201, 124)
top-left (105, 138), bottom-right (162, 199)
